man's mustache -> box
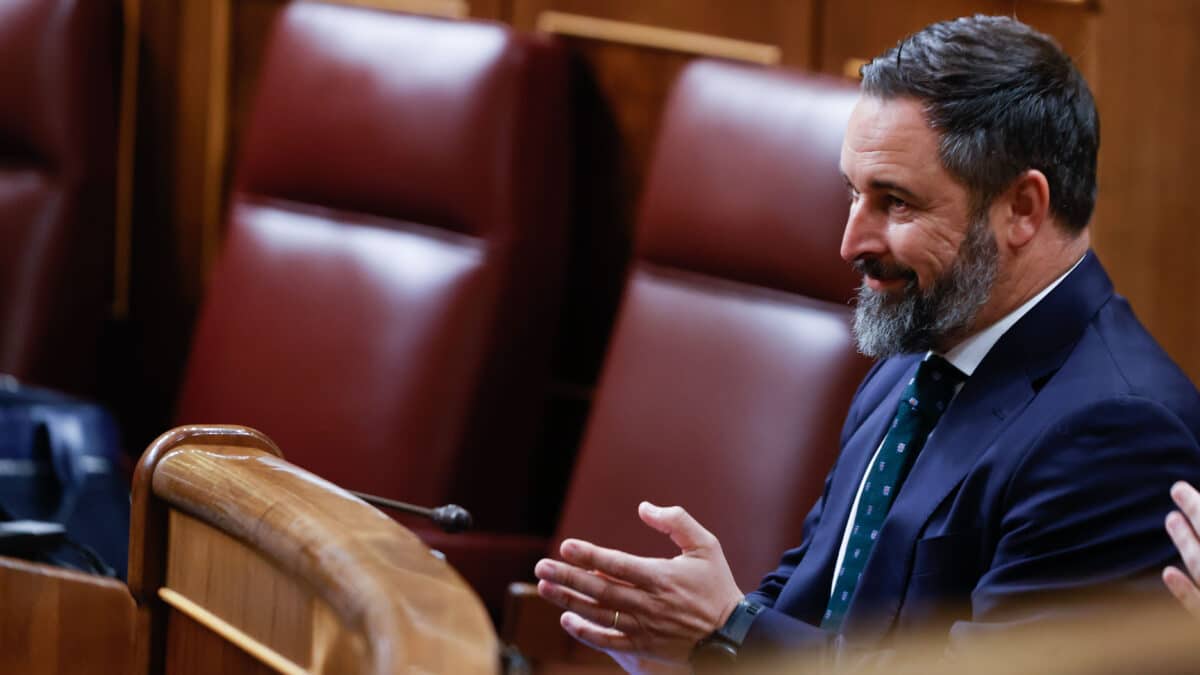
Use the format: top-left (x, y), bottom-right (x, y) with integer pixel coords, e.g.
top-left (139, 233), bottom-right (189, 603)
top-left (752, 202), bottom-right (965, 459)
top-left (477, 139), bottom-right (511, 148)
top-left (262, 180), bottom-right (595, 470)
top-left (853, 257), bottom-right (919, 285)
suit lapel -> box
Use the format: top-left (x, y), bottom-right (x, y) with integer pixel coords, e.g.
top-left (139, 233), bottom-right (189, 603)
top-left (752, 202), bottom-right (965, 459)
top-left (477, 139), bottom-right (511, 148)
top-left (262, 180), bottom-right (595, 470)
top-left (841, 359), bottom-right (1034, 642)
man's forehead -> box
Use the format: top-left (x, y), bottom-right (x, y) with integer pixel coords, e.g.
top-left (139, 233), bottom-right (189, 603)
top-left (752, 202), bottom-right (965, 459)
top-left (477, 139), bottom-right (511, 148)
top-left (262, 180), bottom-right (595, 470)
top-left (839, 95), bottom-right (941, 180)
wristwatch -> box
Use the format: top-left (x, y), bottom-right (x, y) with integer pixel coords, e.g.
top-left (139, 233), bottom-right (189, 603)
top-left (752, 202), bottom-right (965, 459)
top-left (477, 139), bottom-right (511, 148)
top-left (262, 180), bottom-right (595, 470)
top-left (690, 598), bottom-right (765, 672)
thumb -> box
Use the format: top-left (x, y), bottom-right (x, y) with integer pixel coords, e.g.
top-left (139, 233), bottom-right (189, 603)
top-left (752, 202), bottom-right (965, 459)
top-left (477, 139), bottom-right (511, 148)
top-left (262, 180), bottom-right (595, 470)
top-left (638, 501), bottom-right (716, 553)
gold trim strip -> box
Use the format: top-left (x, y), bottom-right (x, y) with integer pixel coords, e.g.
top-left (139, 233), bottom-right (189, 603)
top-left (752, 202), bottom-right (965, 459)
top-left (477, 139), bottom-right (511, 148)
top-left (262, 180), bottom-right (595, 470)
top-left (1027, 0), bottom-right (1100, 8)
top-left (319, 0), bottom-right (468, 18)
top-left (201, 0), bottom-right (232, 278)
top-left (113, 0), bottom-right (141, 318)
top-left (159, 587), bottom-right (309, 675)
top-left (536, 11), bottom-right (781, 65)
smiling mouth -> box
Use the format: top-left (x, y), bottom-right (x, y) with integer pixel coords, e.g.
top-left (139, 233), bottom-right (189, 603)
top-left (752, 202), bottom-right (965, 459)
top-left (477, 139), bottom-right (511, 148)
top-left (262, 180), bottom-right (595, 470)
top-left (853, 257), bottom-right (918, 288)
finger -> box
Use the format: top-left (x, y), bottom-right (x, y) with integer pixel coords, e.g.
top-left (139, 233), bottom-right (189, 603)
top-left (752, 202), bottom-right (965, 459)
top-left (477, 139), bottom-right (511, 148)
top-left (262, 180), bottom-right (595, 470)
top-left (561, 611), bottom-right (635, 653)
top-left (538, 579), bottom-right (629, 631)
top-left (536, 558), bottom-right (646, 611)
top-left (638, 502), bottom-right (718, 553)
top-left (592, 569), bottom-right (637, 588)
top-left (559, 538), bottom-right (660, 589)
top-left (1165, 511), bottom-right (1200, 582)
top-left (1172, 482), bottom-right (1200, 527)
top-left (1163, 566), bottom-right (1200, 619)
top-left (537, 578), bottom-right (598, 611)
top-left (537, 578), bottom-right (604, 619)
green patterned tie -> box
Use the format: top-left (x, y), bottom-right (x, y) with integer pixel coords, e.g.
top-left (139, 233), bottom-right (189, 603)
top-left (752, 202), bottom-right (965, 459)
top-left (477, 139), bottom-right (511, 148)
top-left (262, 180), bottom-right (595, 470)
top-left (821, 355), bottom-right (965, 632)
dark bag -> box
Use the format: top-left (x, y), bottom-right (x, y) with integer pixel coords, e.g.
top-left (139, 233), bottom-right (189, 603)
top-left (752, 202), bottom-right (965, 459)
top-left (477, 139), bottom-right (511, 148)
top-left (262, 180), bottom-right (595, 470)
top-left (0, 377), bottom-right (129, 577)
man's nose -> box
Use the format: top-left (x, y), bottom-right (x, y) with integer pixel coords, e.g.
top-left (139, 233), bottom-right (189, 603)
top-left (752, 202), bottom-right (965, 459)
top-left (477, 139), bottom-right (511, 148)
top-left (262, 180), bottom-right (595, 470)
top-left (840, 202), bottom-right (886, 264)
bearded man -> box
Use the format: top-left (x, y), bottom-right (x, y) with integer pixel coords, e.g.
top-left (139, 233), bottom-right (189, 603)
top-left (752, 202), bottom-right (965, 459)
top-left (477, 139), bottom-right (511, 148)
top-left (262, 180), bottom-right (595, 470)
top-left (533, 15), bottom-right (1200, 672)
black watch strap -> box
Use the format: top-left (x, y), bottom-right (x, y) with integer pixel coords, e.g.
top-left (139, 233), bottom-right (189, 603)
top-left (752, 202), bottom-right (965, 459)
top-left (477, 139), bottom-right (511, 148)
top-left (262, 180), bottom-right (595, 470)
top-left (714, 598), bottom-right (765, 647)
top-left (691, 597), bottom-right (766, 670)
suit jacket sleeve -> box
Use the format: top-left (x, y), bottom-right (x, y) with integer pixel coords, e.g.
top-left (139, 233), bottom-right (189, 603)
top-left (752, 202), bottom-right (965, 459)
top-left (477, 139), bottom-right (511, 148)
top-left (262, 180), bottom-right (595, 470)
top-left (950, 395), bottom-right (1198, 643)
top-left (742, 471), bottom-right (836, 654)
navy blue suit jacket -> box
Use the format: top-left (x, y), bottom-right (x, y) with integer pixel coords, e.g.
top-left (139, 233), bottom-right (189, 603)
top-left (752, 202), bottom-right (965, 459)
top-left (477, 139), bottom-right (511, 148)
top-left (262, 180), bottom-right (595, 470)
top-left (743, 252), bottom-right (1200, 657)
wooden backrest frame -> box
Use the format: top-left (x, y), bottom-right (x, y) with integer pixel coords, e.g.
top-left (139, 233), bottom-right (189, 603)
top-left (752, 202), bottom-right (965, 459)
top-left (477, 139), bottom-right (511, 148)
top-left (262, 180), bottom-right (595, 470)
top-left (129, 424), bottom-right (497, 675)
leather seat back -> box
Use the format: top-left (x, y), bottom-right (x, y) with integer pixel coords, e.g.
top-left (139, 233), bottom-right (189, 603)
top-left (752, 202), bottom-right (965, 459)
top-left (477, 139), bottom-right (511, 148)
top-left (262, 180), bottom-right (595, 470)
top-left (177, 2), bottom-right (569, 530)
top-left (553, 60), bottom-right (870, 588)
top-left (0, 0), bottom-right (116, 395)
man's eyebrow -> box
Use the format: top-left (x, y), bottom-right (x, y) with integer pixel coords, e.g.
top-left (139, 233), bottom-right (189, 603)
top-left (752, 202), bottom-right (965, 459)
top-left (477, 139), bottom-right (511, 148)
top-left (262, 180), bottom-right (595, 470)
top-left (839, 174), bottom-right (921, 202)
top-left (868, 179), bottom-right (921, 202)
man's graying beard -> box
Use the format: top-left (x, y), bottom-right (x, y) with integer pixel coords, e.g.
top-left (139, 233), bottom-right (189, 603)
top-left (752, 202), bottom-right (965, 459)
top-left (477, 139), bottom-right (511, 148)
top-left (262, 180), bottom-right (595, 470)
top-left (851, 216), bottom-right (999, 358)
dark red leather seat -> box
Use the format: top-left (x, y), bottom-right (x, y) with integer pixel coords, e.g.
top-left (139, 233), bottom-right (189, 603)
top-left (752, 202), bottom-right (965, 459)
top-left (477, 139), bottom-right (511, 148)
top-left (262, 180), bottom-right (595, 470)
top-left (503, 60), bottom-right (871, 665)
top-left (549, 61), bottom-right (869, 589)
top-left (0, 0), bottom-right (116, 395)
top-left (176, 2), bottom-right (569, 539)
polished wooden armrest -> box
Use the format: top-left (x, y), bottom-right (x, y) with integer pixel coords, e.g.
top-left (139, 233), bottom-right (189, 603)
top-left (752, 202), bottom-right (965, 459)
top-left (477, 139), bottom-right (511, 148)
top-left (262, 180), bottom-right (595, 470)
top-left (129, 424), bottom-right (498, 675)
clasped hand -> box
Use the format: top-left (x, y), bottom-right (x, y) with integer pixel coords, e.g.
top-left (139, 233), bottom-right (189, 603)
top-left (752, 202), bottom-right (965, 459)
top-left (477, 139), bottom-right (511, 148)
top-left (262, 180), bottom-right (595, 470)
top-left (534, 501), bottom-right (744, 673)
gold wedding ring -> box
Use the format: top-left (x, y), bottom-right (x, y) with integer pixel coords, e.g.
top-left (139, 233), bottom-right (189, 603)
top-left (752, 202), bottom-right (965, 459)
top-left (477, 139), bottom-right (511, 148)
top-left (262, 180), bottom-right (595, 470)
top-left (611, 610), bottom-right (620, 629)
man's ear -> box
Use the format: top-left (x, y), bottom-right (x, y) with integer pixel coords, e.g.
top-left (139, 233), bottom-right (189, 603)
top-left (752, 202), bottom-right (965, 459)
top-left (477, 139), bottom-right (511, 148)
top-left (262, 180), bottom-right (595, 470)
top-left (1003, 169), bottom-right (1051, 249)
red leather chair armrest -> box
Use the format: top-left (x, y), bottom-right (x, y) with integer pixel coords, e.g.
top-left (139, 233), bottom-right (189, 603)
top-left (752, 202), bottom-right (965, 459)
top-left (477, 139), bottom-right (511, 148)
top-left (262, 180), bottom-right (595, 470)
top-left (502, 581), bottom-right (572, 660)
top-left (502, 582), bottom-right (615, 671)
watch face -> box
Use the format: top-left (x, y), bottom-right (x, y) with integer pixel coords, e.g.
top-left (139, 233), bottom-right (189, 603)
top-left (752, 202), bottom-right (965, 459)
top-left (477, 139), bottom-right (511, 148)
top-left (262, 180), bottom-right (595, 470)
top-left (691, 638), bottom-right (738, 672)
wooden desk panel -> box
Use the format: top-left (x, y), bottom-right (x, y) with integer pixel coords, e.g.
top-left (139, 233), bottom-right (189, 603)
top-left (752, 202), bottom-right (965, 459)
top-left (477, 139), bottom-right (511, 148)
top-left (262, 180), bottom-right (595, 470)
top-left (164, 609), bottom-right (279, 675)
top-left (0, 557), bottom-right (135, 675)
top-left (164, 510), bottom-right (325, 672)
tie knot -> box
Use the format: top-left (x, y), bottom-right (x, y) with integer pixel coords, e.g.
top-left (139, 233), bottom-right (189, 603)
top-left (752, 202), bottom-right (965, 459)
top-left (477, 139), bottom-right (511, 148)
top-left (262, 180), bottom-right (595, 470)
top-left (918, 354), bottom-right (965, 386)
top-left (904, 355), bottom-right (965, 421)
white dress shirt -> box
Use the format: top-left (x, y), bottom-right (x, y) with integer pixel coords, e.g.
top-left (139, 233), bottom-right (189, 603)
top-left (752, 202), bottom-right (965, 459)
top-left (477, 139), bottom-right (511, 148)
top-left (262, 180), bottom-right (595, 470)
top-left (829, 255), bottom-right (1085, 596)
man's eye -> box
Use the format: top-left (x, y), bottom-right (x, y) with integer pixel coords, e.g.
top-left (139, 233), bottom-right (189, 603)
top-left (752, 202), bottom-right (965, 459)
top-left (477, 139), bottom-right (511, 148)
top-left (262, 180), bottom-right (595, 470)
top-left (886, 195), bottom-right (910, 210)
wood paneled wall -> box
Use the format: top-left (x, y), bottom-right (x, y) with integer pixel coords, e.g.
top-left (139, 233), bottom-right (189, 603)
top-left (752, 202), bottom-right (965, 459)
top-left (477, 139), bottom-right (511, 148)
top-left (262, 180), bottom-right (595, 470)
top-left (817, 1), bottom-right (1099, 80)
top-left (1091, 0), bottom-right (1200, 390)
top-left (118, 0), bottom-right (1200, 457)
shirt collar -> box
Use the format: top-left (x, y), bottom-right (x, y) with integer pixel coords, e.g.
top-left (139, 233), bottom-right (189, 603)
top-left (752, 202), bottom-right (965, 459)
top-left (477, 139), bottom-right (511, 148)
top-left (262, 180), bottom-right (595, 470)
top-left (938, 255), bottom-right (1086, 377)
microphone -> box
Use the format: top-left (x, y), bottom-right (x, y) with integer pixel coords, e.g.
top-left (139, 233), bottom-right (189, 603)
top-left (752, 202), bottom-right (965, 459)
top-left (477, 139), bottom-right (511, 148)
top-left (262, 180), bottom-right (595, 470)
top-left (348, 490), bottom-right (473, 534)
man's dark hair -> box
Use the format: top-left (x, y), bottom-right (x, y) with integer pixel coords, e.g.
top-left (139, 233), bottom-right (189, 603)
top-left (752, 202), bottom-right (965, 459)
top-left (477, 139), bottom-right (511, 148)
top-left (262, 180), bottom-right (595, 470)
top-left (861, 15), bottom-right (1098, 232)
